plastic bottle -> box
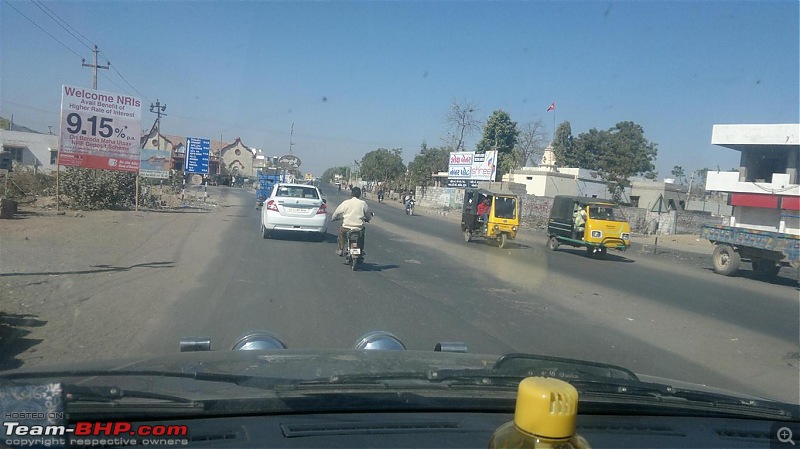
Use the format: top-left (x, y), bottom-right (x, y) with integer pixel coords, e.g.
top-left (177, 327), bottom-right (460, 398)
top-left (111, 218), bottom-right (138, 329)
top-left (489, 377), bottom-right (591, 449)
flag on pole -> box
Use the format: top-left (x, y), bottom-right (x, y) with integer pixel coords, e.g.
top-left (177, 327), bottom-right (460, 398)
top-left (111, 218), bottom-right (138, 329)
top-left (546, 102), bottom-right (555, 112)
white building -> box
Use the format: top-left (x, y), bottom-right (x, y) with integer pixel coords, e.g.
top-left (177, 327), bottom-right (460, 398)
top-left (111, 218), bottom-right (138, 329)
top-left (705, 124), bottom-right (799, 235)
top-left (502, 146), bottom-right (629, 200)
top-left (0, 130), bottom-right (59, 172)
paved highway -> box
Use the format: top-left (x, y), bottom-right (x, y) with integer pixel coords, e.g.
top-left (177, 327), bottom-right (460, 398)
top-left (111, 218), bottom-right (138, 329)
top-left (138, 186), bottom-right (798, 404)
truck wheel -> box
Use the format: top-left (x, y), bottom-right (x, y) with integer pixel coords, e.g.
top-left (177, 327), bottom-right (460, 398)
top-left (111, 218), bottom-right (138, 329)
top-left (712, 244), bottom-right (740, 276)
top-left (547, 236), bottom-right (559, 251)
top-left (751, 258), bottom-right (780, 278)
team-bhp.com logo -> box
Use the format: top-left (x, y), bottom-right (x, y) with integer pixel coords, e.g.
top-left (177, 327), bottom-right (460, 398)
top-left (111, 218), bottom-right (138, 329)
top-left (4, 421), bottom-right (189, 446)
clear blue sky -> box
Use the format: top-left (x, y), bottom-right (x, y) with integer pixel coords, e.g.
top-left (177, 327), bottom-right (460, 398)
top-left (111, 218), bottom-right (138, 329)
top-left (2, 0), bottom-right (798, 177)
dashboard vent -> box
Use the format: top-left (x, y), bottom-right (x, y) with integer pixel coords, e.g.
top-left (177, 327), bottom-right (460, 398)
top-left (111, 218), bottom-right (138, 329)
top-left (713, 428), bottom-right (772, 441)
top-left (577, 424), bottom-right (685, 437)
top-left (282, 421), bottom-right (461, 437)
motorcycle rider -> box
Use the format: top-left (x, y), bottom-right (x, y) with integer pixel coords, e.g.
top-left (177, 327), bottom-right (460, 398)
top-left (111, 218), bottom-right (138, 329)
top-left (331, 187), bottom-right (371, 257)
top-left (404, 191), bottom-right (415, 214)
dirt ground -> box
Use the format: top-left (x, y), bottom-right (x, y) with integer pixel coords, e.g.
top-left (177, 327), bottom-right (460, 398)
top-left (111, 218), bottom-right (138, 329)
top-left (0, 191), bottom-right (234, 371)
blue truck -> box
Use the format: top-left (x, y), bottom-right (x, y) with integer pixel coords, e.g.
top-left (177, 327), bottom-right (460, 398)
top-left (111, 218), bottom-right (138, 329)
top-left (255, 169), bottom-right (285, 209)
top-left (701, 224), bottom-right (800, 277)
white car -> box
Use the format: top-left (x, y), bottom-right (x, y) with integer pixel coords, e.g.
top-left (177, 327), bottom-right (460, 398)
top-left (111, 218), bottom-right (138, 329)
top-left (261, 183), bottom-right (328, 240)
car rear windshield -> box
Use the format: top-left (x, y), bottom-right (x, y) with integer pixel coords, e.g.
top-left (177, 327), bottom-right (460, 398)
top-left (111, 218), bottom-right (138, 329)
top-left (276, 186), bottom-right (319, 199)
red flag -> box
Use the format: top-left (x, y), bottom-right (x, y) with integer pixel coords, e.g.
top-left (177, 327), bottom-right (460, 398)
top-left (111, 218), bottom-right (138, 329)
top-left (546, 102), bottom-right (555, 112)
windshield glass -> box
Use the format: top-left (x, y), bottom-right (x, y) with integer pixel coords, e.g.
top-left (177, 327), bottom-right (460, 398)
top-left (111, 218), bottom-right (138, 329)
top-left (587, 205), bottom-right (626, 222)
top-left (0, 0), bottom-right (797, 417)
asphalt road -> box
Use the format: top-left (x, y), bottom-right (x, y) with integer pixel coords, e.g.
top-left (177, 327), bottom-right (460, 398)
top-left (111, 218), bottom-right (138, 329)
top-left (140, 186), bottom-right (799, 404)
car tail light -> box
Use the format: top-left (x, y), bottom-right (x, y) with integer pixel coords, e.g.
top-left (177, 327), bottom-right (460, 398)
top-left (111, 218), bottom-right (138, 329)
top-left (317, 203), bottom-right (327, 214)
top-left (266, 200), bottom-right (279, 212)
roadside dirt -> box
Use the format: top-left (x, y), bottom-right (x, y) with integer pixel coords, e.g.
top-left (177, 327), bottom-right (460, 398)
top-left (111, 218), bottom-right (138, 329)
top-left (0, 192), bottom-right (237, 371)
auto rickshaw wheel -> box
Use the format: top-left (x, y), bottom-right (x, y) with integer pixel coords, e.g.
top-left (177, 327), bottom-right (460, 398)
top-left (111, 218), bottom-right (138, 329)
top-left (463, 230), bottom-right (471, 242)
top-left (585, 246), bottom-right (596, 258)
top-left (547, 236), bottom-right (559, 251)
top-left (498, 233), bottom-right (507, 249)
top-left (597, 246), bottom-right (608, 259)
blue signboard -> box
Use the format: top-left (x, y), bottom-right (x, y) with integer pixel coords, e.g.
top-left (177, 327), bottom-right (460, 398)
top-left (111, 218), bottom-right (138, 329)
top-left (184, 137), bottom-right (210, 174)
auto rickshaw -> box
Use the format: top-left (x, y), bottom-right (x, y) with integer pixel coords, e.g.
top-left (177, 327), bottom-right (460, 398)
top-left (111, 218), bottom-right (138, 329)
top-left (461, 188), bottom-right (520, 249)
top-left (547, 195), bottom-right (631, 258)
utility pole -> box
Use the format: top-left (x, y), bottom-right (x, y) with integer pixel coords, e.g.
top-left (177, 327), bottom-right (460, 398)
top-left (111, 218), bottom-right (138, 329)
top-left (149, 100), bottom-right (168, 208)
top-left (288, 123), bottom-right (295, 155)
top-left (81, 45), bottom-right (110, 89)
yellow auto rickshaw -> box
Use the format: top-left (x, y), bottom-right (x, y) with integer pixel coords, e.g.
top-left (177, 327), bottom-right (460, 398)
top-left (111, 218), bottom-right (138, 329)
top-left (547, 195), bottom-right (631, 258)
top-left (461, 188), bottom-right (520, 249)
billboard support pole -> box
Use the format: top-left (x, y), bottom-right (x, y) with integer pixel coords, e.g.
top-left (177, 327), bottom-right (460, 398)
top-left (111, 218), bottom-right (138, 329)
top-left (135, 175), bottom-right (139, 211)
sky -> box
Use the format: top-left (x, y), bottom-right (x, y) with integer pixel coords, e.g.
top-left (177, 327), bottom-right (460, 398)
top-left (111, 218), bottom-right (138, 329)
top-left (1, 0), bottom-right (798, 177)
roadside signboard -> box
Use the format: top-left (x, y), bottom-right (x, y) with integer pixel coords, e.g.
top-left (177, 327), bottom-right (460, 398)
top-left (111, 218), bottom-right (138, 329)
top-left (58, 85), bottom-right (142, 171)
top-left (277, 155), bottom-right (301, 170)
top-left (446, 150), bottom-right (497, 188)
top-left (139, 148), bottom-right (171, 179)
top-left (184, 137), bottom-right (210, 174)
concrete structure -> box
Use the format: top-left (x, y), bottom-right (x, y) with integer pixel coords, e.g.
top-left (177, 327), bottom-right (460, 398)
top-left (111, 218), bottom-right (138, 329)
top-left (629, 180), bottom-right (688, 211)
top-left (503, 167), bottom-right (625, 200)
top-left (0, 130), bottom-right (58, 172)
top-left (705, 123), bottom-right (799, 235)
top-left (219, 137), bottom-right (256, 177)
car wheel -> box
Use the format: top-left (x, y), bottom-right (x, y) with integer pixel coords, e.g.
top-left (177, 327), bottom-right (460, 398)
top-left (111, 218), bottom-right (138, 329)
top-left (261, 224), bottom-right (269, 239)
top-left (712, 244), bottom-right (740, 276)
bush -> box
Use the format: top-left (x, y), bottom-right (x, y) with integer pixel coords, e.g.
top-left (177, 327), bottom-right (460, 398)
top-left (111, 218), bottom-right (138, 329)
top-left (5, 166), bottom-right (57, 198)
top-left (60, 167), bottom-right (142, 210)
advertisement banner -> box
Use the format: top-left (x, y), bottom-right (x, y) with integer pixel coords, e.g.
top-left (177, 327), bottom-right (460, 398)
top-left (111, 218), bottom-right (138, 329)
top-left (58, 85), bottom-right (142, 171)
top-left (447, 150), bottom-right (498, 186)
top-left (139, 148), bottom-right (172, 179)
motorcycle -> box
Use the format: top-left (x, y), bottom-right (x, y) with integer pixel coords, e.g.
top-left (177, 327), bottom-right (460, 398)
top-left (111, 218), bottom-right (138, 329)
top-left (377, 192), bottom-right (385, 204)
top-left (337, 212), bottom-right (373, 271)
top-left (405, 198), bottom-right (415, 216)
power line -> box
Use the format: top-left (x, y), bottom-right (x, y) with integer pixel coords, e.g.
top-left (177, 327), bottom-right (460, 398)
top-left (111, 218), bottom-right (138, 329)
top-left (3, 0), bottom-right (83, 58)
top-left (108, 63), bottom-right (150, 103)
top-left (29, 0), bottom-right (93, 51)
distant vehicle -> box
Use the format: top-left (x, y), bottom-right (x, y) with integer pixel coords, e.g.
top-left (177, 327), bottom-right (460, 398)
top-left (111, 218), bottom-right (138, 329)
top-left (256, 170), bottom-right (285, 209)
top-left (261, 183), bottom-right (328, 241)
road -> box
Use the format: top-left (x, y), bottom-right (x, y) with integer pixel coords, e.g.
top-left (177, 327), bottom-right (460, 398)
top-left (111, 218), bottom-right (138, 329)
top-left (1, 185), bottom-right (798, 404)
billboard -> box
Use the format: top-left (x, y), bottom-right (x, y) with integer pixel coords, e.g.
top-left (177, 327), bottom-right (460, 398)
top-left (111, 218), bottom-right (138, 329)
top-left (446, 150), bottom-right (497, 188)
top-left (139, 148), bottom-right (171, 179)
top-left (58, 85), bottom-right (142, 171)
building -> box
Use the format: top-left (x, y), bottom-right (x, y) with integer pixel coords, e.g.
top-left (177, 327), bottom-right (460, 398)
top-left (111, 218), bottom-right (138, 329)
top-left (501, 146), bottom-right (626, 200)
top-left (629, 179), bottom-right (688, 211)
top-left (218, 137), bottom-right (256, 177)
top-left (705, 123), bottom-right (799, 235)
top-left (0, 130), bottom-right (58, 172)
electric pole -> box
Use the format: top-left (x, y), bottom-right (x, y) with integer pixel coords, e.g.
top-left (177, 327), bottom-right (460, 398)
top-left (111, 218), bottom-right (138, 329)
top-left (149, 100), bottom-right (167, 134)
top-left (81, 45), bottom-right (110, 89)
top-left (288, 123), bottom-right (295, 155)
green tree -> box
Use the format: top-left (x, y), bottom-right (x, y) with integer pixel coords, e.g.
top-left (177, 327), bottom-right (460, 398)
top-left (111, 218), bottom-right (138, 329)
top-left (407, 142), bottom-right (450, 188)
top-left (476, 110), bottom-right (519, 181)
top-left (551, 121), bottom-right (576, 167)
top-left (593, 121), bottom-right (658, 201)
top-left (360, 148), bottom-right (405, 184)
top-left (671, 165), bottom-right (685, 184)
top-left (321, 166), bottom-right (348, 184)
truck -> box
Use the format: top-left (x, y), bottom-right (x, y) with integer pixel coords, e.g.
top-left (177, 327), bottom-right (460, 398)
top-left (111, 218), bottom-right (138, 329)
top-left (255, 169), bottom-right (285, 209)
top-left (701, 124), bottom-right (800, 278)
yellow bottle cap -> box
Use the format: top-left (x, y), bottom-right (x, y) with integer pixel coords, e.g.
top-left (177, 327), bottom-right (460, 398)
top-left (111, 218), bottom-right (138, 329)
top-left (514, 377), bottom-right (579, 439)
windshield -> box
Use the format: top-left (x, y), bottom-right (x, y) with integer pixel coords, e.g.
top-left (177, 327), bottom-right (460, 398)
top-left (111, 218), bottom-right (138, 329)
top-left (0, 0), bottom-right (798, 421)
top-left (587, 205), bottom-right (626, 222)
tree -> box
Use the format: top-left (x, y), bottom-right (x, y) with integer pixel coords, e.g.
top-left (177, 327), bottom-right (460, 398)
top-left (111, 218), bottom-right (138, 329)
top-left (551, 121), bottom-right (575, 167)
top-left (671, 165), bottom-right (685, 184)
top-left (476, 110), bottom-right (519, 181)
top-left (595, 121), bottom-right (658, 201)
top-left (360, 148), bottom-right (405, 185)
top-left (446, 99), bottom-right (481, 151)
top-left (407, 142), bottom-right (450, 188)
top-left (515, 119), bottom-right (549, 167)
top-left (321, 166), bottom-right (348, 184)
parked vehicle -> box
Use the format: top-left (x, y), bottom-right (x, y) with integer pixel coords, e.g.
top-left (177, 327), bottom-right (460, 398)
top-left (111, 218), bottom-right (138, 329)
top-left (256, 170), bottom-right (285, 209)
top-left (547, 195), bottom-right (631, 258)
top-left (702, 224), bottom-right (799, 277)
top-left (261, 183), bottom-right (328, 241)
top-left (461, 188), bottom-right (520, 249)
